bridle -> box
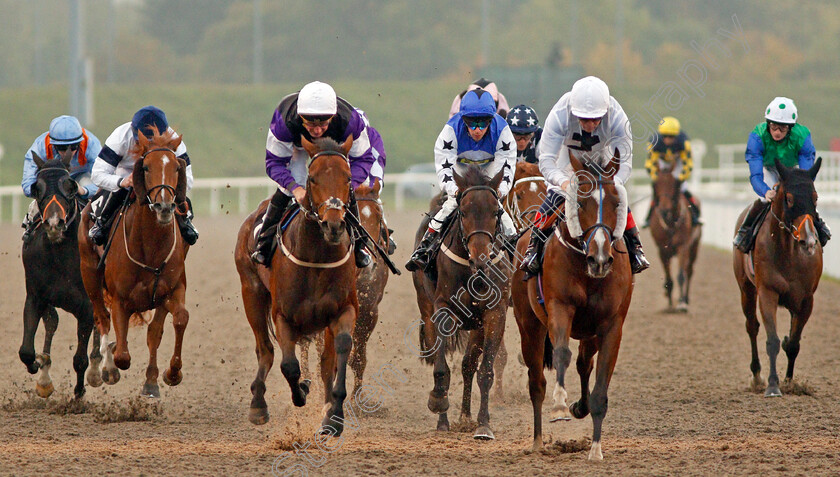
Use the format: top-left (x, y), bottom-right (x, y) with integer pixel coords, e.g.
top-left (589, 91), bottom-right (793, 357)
top-left (455, 185), bottom-right (501, 250)
top-left (508, 176), bottom-right (545, 231)
top-left (139, 147), bottom-right (179, 209)
top-left (34, 167), bottom-right (79, 231)
top-left (305, 150), bottom-right (350, 223)
top-left (653, 176), bottom-right (683, 233)
top-left (768, 188), bottom-right (817, 243)
top-left (563, 173), bottom-right (621, 255)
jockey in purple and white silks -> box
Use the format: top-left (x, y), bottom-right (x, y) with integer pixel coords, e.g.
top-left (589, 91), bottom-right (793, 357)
top-left (250, 81), bottom-right (375, 267)
top-left (405, 88), bottom-right (517, 273)
top-left (520, 76), bottom-right (650, 277)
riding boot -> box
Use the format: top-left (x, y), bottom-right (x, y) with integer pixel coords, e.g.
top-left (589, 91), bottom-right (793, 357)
top-left (642, 200), bottom-right (654, 229)
top-left (250, 191), bottom-right (292, 265)
top-left (176, 198), bottom-right (199, 245)
top-left (348, 195), bottom-right (373, 268)
top-left (733, 199), bottom-right (767, 253)
top-left (89, 189), bottom-right (128, 246)
top-left (386, 228), bottom-right (397, 255)
top-left (405, 228), bottom-right (439, 272)
top-left (815, 213), bottom-right (831, 247)
top-left (683, 190), bottom-right (703, 226)
top-left (21, 214), bottom-right (38, 243)
top-left (624, 226), bottom-right (650, 274)
top-left (520, 227), bottom-right (549, 280)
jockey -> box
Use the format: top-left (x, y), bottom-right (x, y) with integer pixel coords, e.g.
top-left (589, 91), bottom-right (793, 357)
top-left (449, 77), bottom-right (510, 119)
top-left (506, 104), bottom-right (543, 164)
top-left (356, 108), bottom-right (397, 254)
top-left (21, 115), bottom-right (102, 242)
top-left (733, 97), bottom-right (831, 252)
top-left (88, 106), bottom-right (199, 246)
top-left (643, 116), bottom-right (701, 227)
top-left (520, 76), bottom-right (650, 278)
top-left (250, 81), bottom-right (374, 268)
top-left (405, 88), bottom-right (517, 272)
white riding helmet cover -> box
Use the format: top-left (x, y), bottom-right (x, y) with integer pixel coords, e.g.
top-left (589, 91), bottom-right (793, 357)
top-left (298, 81), bottom-right (337, 116)
top-left (570, 76), bottom-right (610, 119)
top-left (764, 96), bottom-right (797, 124)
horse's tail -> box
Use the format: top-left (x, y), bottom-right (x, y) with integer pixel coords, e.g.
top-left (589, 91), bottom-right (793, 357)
top-left (128, 311), bottom-right (151, 327)
top-left (418, 320), bottom-right (468, 365)
top-left (543, 334), bottom-right (554, 369)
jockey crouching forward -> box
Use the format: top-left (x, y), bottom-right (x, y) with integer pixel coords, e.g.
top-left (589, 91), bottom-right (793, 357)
top-left (250, 81), bottom-right (374, 268)
top-left (520, 76), bottom-right (650, 278)
top-left (405, 88), bottom-right (518, 272)
top-left (88, 106), bottom-right (198, 246)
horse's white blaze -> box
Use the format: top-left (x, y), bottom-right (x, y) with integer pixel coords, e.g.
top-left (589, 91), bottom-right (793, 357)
top-left (361, 205), bottom-right (372, 219)
top-left (47, 214), bottom-right (60, 227)
top-left (529, 182), bottom-right (538, 193)
top-left (588, 441), bottom-right (603, 461)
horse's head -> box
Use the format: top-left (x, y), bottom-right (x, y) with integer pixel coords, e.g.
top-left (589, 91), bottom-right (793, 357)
top-left (453, 164), bottom-right (504, 273)
top-left (131, 127), bottom-right (185, 225)
top-left (355, 179), bottom-right (384, 240)
top-left (773, 157), bottom-right (822, 255)
top-left (652, 163), bottom-right (682, 224)
top-left (565, 149), bottom-right (627, 278)
top-left (302, 136), bottom-right (353, 244)
top-left (31, 152), bottom-right (78, 243)
top-left (509, 162), bottom-right (546, 231)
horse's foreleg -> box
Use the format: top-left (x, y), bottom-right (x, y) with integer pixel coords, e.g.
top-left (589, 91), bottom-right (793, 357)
top-left (276, 318), bottom-right (307, 408)
top-left (783, 298), bottom-right (813, 382)
top-left (87, 329), bottom-right (103, 388)
top-left (546, 302), bottom-right (575, 422)
top-left (676, 246), bottom-right (692, 311)
top-left (110, 304), bottom-right (132, 371)
top-left (571, 336), bottom-right (598, 419)
top-left (163, 287), bottom-right (189, 387)
top-left (320, 327), bottom-right (337, 416)
top-left (350, 307), bottom-right (377, 393)
top-left (33, 307), bottom-right (59, 398)
top-left (322, 306), bottom-right (356, 437)
top-left (659, 250), bottom-right (674, 309)
top-left (460, 329), bottom-right (484, 423)
top-left (474, 312), bottom-right (505, 441)
top-left (19, 295), bottom-right (44, 375)
top-left (69, 296), bottom-right (94, 399)
top-left (587, 318), bottom-right (624, 461)
top-left (493, 339), bottom-right (508, 401)
top-left (142, 307), bottom-right (168, 398)
top-left (757, 289), bottom-right (782, 397)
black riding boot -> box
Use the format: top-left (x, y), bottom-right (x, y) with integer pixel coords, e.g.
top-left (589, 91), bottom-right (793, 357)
top-left (815, 213), bottom-right (831, 247)
top-left (405, 228), bottom-right (439, 272)
top-left (624, 227), bottom-right (650, 274)
top-left (176, 197), bottom-right (199, 245)
top-left (89, 189), bottom-right (128, 246)
top-left (385, 227), bottom-right (397, 255)
top-left (733, 199), bottom-right (767, 253)
top-left (21, 213), bottom-right (39, 243)
top-left (520, 227), bottom-right (549, 280)
top-left (683, 190), bottom-right (702, 226)
top-left (348, 195), bottom-right (372, 268)
top-left (250, 191), bottom-right (292, 265)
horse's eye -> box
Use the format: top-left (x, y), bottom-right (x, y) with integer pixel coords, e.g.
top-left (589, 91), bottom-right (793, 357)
top-left (142, 165), bottom-right (150, 172)
top-left (786, 193), bottom-right (795, 208)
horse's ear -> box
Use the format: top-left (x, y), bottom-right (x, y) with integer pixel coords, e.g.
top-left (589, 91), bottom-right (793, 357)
top-left (774, 158), bottom-right (789, 183)
top-left (568, 148), bottom-right (584, 172)
top-left (453, 170), bottom-right (466, 192)
top-left (168, 133), bottom-right (183, 152)
top-left (132, 158), bottom-right (146, 198)
top-left (175, 158), bottom-right (188, 203)
top-left (372, 178), bottom-right (382, 195)
top-left (301, 137), bottom-right (317, 158)
top-left (604, 147), bottom-right (621, 177)
top-left (137, 131), bottom-right (149, 150)
top-left (340, 136), bottom-right (353, 157)
top-left (32, 151), bottom-right (45, 169)
top-left (490, 168), bottom-right (504, 191)
top-left (809, 156), bottom-right (822, 181)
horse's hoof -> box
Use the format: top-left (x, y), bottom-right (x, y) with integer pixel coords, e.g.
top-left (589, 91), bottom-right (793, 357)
top-left (764, 386), bottom-right (782, 398)
top-left (249, 407), bottom-right (270, 425)
top-left (474, 426), bottom-right (495, 440)
top-left (588, 442), bottom-right (603, 461)
top-left (321, 415), bottom-right (343, 437)
top-left (86, 366), bottom-right (103, 388)
top-left (73, 387), bottom-right (86, 400)
top-left (101, 368), bottom-right (121, 385)
top-left (676, 303), bottom-right (688, 313)
top-left (300, 379), bottom-right (311, 396)
top-left (549, 407), bottom-right (572, 422)
top-left (428, 393), bottom-right (449, 414)
top-left (436, 420), bottom-right (450, 432)
top-left (35, 382), bottom-right (54, 398)
top-left (114, 354), bottom-right (131, 371)
top-left (141, 383), bottom-right (160, 398)
top-left (162, 368), bottom-right (182, 386)
top-left (570, 401), bottom-right (589, 419)
top-left (526, 439), bottom-right (544, 454)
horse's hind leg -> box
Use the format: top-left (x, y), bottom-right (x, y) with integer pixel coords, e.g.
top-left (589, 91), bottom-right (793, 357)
top-left (69, 296), bottom-right (94, 398)
top-left (141, 307), bottom-right (168, 398)
top-left (514, 302), bottom-right (548, 452)
top-left (428, 308), bottom-right (452, 432)
top-left (460, 329), bottom-right (484, 423)
top-left (34, 307), bottom-right (59, 398)
top-left (321, 306), bottom-right (356, 437)
top-left (493, 339), bottom-right (508, 401)
top-left (86, 329), bottom-right (103, 388)
top-left (783, 299), bottom-right (813, 382)
top-left (242, 281), bottom-right (274, 425)
top-left (737, 267), bottom-right (762, 390)
top-left (350, 305), bottom-right (378, 393)
top-left (162, 287), bottom-right (190, 387)
top-left (571, 337), bottom-right (598, 419)
top-left (474, 311), bottom-right (505, 440)
top-left (757, 289), bottom-right (782, 397)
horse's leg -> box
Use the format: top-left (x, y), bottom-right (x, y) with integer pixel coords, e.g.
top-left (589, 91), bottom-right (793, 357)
top-left (86, 329), bottom-right (103, 388)
top-left (586, 317), bottom-right (624, 461)
top-left (19, 295), bottom-right (45, 375)
top-left (460, 329), bottom-right (484, 423)
top-left (68, 295), bottom-right (94, 399)
top-left (322, 305), bottom-right (356, 437)
top-left (757, 288), bottom-right (782, 397)
top-left (493, 339), bottom-right (508, 401)
top-left (571, 336), bottom-right (598, 419)
top-left (110, 302), bottom-right (132, 371)
top-left (474, 311), bottom-right (505, 440)
top-left (783, 298), bottom-right (813, 382)
top-left (162, 286), bottom-right (189, 386)
top-left (242, 281), bottom-right (274, 425)
top-left (276, 318), bottom-right (308, 408)
top-left (514, 301), bottom-right (548, 452)
top-left (737, 267), bottom-right (762, 389)
top-left (546, 301), bottom-right (575, 422)
top-left (349, 306), bottom-right (377, 393)
top-left (428, 305), bottom-right (451, 431)
top-left (141, 307), bottom-right (167, 398)
top-left (676, 244), bottom-right (692, 311)
top-left (320, 327), bottom-right (337, 418)
top-left (34, 307), bottom-right (59, 398)
top-left (659, 250), bottom-right (674, 309)
top-left (299, 339), bottom-right (312, 383)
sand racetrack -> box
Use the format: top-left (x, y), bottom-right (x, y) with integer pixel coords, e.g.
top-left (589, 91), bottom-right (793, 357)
top-left (1, 209), bottom-right (839, 476)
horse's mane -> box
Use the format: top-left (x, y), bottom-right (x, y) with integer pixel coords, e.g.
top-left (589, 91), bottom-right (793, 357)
top-left (128, 126), bottom-right (178, 160)
top-left (461, 164), bottom-right (492, 188)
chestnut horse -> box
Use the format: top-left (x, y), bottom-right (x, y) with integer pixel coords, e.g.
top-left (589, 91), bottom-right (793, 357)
top-left (649, 163), bottom-right (701, 311)
top-left (733, 157), bottom-right (823, 397)
top-left (79, 129), bottom-right (190, 398)
top-left (512, 149), bottom-right (633, 460)
top-left (504, 161), bottom-right (547, 233)
top-left (235, 137), bottom-right (358, 435)
top-left (20, 153), bottom-right (94, 399)
top-left (412, 165), bottom-right (510, 440)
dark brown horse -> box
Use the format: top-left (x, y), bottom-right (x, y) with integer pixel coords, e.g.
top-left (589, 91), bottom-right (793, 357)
top-left (412, 165), bottom-right (510, 440)
top-left (20, 153), bottom-right (94, 399)
top-left (79, 128), bottom-right (190, 398)
top-left (649, 164), bottom-right (701, 311)
top-left (512, 149), bottom-right (633, 460)
top-left (235, 137), bottom-right (358, 435)
top-left (733, 157), bottom-right (823, 397)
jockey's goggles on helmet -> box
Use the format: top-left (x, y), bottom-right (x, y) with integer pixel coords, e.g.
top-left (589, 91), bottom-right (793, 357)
top-left (463, 116), bottom-right (491, 130)
top-left (54, 143), bottom-right (80, 152)
top-left (300, 114), bottom-right (334, 127)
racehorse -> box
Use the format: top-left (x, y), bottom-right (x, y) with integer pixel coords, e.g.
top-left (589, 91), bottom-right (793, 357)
top-left (648, 163), bottom-right (701, 311)
top-left (733, 157), bottom-right (823, 397)
top-left (412, 165), bottom-right (510, 440)
top-left (512, 149), bottom-right (634, 460)
top-left (19, 152), bottom-right (94, 399)
top-left (235, 137), bottom-right (358, 435)
top-left (79, 128), bottom-right (190, 398)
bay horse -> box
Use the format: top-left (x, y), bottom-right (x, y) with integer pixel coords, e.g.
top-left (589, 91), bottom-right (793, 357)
top-left (512, 149), bottom-right (633, 460)
top-left (235, 136), bottom-right (358, 435)
top-left (79, 128), bottom-right (190, 398)
top-left (412, 165), bottom-right (510, 440)
top-left (733, 157), bottom-right (823, 397)
top-left (19, 152), bottom-right (94, 399)
top-left (649, 163), bottom-right (701, 311)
